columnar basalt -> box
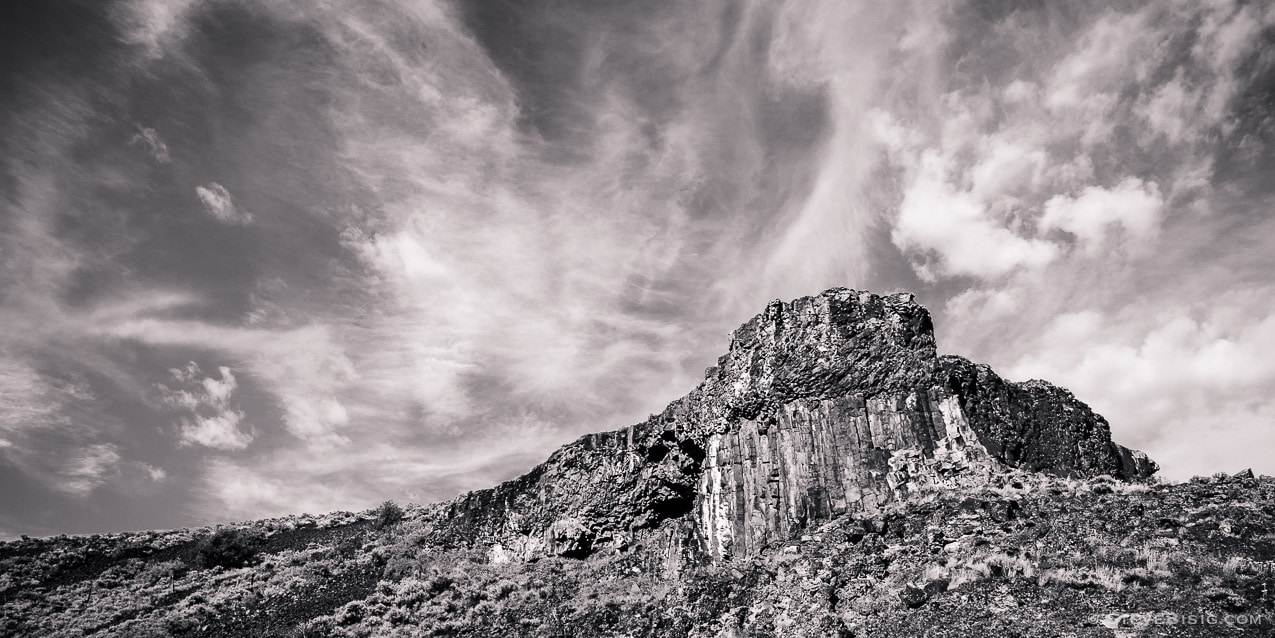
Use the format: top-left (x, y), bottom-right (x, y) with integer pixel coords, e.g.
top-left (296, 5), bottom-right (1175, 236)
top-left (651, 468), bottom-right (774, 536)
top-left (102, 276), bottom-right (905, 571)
top-left (420, 288), bottom-right (1157, 565)
top-left (697, 388), bottom-right (995, 559)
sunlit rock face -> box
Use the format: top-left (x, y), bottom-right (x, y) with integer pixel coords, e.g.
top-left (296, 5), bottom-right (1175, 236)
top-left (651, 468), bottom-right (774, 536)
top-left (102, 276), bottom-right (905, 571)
top-left (421, 288), bottom-right (1156, 565)
top-left (697, 388), bottom-right (992, 559)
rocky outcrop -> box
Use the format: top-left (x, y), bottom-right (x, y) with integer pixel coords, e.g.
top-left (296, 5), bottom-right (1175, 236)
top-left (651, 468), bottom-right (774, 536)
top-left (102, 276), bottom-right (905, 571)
top-left (938, 356), bottom-right (1158, 480)
top-left (422, 288), bottom-right (1156, 565)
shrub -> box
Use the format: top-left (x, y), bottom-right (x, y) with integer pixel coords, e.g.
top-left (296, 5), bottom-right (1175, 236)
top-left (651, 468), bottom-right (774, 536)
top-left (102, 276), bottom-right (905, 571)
top-left (195, 528), bottom-right (261, 569)
top-left (335, 534), bottom-right (363, 558)
top-left (374, 501), bottom-right (405, 530)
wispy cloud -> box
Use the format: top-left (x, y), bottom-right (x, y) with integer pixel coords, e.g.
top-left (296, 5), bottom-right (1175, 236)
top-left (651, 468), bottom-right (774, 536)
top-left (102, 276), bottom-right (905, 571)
top-left (130, 126), bottom-right (170, 163)
top-left (57, 444), bottom-right (123, 497)
top-left (194, 183), bottom-right (253, 225)
top-left (111, 0), bottom-right (197, 59)
top-left (99, 318), bottom-right (357, 447)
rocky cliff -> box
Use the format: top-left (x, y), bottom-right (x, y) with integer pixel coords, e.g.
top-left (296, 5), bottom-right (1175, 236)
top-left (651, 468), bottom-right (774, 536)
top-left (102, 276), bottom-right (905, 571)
top-left (423, 288), bottom-right (1156, 565)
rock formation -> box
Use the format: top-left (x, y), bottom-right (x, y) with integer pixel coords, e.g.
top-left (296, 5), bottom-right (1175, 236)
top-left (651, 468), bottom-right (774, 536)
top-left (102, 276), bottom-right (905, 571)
top-left (26, 288), bottom-right (1271, 638)
top-left (424, 288), bottom-right (1156, 566)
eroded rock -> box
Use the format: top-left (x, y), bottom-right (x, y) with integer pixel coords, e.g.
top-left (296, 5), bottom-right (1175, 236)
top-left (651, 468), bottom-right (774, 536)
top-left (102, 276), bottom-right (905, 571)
top-left (419, 288), bottom-right (1156, 565)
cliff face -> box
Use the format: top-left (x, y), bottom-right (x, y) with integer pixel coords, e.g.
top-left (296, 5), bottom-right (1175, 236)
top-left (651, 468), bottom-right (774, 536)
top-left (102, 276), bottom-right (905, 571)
top-left (425, 289), bottom-right (1156, 565)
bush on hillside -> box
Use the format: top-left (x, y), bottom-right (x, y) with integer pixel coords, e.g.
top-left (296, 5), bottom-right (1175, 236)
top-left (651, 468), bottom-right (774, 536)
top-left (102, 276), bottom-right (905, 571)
top-left (195, 528), bottom-right (262, 569)
top-left (374, 501), bottom-right (405, 530)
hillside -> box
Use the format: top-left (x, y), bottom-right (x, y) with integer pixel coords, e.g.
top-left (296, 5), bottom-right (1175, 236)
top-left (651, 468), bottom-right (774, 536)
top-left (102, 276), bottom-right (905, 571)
top-left (2, 289), bottom-right (1271, 637)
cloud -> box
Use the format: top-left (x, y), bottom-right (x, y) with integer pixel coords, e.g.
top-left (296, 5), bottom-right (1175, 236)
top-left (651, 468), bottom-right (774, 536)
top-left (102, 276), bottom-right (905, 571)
top-left (159, 363), bottom-right (252, 450)
top-left (944, 287), bottom-right (1023, 324)
top-left (1040, 178), bottom-right (1164, 254)
top-left (967, 139), bottom-right (1047, 203)
top-left (0, 358), bottom-right (135, 498)
top-left (102, 318), bottom-right (356, 448)
top-left (194, 182), bottom-right (253, 224)
top-left (111, 0), bottom-right (197, 59)
top-left (1006, 297), bottom-right (1275, 479)
top-left (180, 411), bottom-right (251, 451)
top-left (868, 0), bottom-right (1275, 283)
top-left (144, 464), bottom-right (167, 482)
top-left (1138, 73), bottom-right (1196, 144)
top-left (870, 0), bottom-right (1275, 484)
top-left (1043, 9), bottom-right (1150, 116)
top-left (757, 1), bottom-right (907, 296)
top-left (130, 126), bottom-right (170, 163)
top-left (345, 229), bottom-right (450, 284)
top-left (2, 0), bottom-right (1275, 534)
top-left (194, 412), bottom-right (568, 521)
top-left (892, 149), bottom-right (1058, 280)
top-left (57, 444), bottom-right (123, 497)
top-left (0, 359), bottom-right (82, 434)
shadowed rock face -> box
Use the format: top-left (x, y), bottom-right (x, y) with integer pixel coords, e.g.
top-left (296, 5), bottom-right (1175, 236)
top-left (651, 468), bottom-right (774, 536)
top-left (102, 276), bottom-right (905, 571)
top-left (938, 355), bottom-right (1157, 480)
top-left (422, 288), bottom-right (1156, 565)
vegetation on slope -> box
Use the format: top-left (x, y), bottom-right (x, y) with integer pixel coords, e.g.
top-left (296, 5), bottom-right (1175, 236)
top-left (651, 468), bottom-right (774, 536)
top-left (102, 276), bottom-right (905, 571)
top-left (3, 471), bottom-right (1273, 637)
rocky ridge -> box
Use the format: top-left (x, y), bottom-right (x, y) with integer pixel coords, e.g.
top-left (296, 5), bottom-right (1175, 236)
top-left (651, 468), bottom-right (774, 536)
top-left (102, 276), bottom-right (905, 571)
top-left (422, 288), bottom-right (1155, 566)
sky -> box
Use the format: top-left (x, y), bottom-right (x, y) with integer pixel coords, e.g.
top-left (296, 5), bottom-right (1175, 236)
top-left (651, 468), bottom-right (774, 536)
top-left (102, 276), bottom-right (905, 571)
top-left (1, 0), bottom-right (1273, 537)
